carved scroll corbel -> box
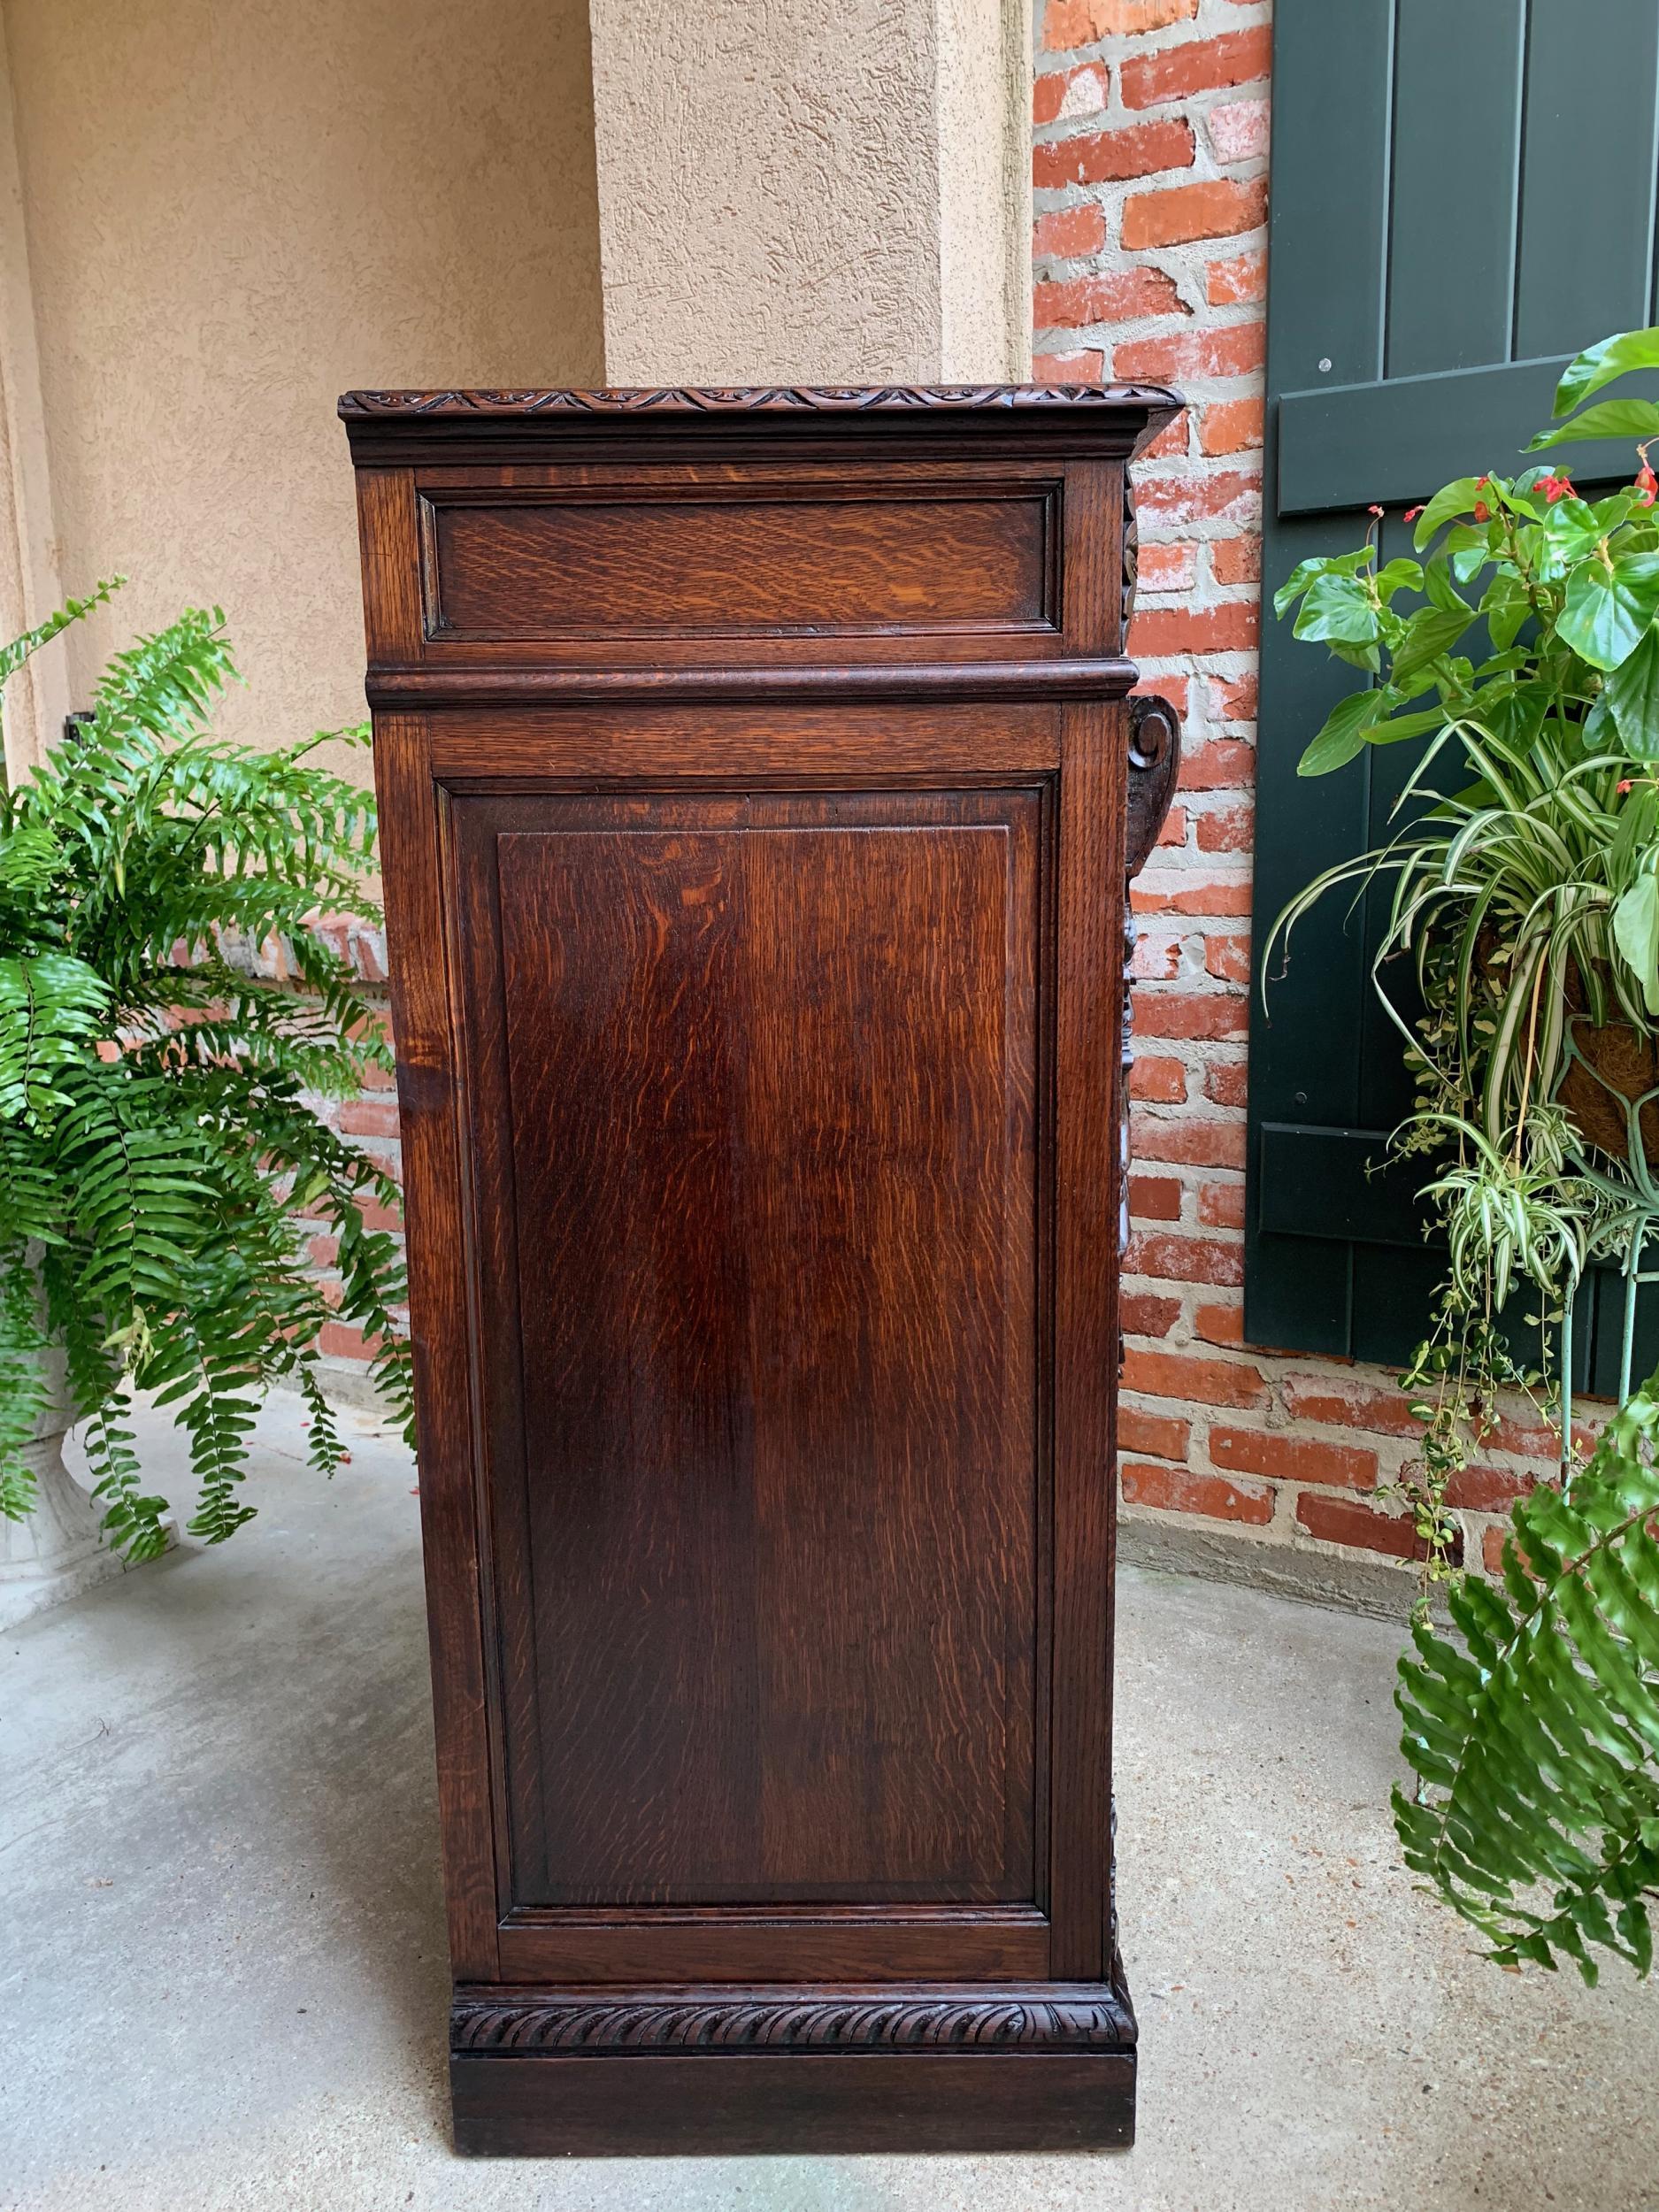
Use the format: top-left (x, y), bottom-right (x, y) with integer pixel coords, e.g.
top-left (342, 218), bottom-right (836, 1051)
top-left (1125, 693), bottom-right (1181, 882)
top-left (1121, 692), bottom-right (1183, 1267)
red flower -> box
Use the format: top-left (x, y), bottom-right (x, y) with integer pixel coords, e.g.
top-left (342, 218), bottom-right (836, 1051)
top-left (1403, 505), bottom-right (1425, 522)
top-left (1473, 501), bottom-right (1491, 522)
top-left (1638, 465), bottom-right (1657, 509)
top-left (1541, 472), bottom-right (1574, 503)
top-left (1368, 503), bottom-right (1384, 518)
top-left (1619, 780), bottom-right (1634, 795)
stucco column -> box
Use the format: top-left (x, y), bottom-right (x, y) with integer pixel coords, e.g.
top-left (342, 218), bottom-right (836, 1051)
top-left (588, 0), bottom-right (1033, 387)
top-left (0, 12), bottom-right (65, 782)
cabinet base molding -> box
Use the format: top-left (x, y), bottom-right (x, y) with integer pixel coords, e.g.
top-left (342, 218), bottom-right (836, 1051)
top-left (450, 1982), bottom-right (1136, 2155)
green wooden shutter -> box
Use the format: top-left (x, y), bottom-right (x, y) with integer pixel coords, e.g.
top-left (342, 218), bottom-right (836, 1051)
top-left (1248, 0), bottom-right (1659, 1376)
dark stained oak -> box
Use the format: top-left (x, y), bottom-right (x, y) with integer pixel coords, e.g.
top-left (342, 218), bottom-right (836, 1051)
top-left (422, 483), bottom-right (1056, 640)
top-left (451, 2052), bottom-right (1137, 2157)
top-left (345, 381), bottom-right (1181, 2155)
top-left (457, 792), bottom-right (1040, 1909)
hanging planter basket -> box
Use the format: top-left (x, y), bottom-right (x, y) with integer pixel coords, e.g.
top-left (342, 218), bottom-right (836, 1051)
top-left (1556, 1013), bottom-right (1659, 1168)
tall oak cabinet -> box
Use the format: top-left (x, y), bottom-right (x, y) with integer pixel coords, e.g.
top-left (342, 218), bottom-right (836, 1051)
top-left (342, 384), bottom-right (1181, 2155)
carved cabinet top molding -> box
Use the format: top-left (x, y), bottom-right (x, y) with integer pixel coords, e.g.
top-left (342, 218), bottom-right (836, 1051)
top-left (339, 380), bottom-right (1181, 488)
top-left (345, 380), bottom-right (1183, 2158)
top-left (339, 379), bottom-right (1179, 417)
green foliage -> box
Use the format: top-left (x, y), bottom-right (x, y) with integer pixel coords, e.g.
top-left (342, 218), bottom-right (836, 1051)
top-left (1275, 329), bottom-right (1659, 1972)
top-left (1270, 328), bottom-right (1659, 1263)
top-left (1541, 326), bottom-right (1659, 429)
top-left (1397, 1367), bottom-right (1659, 1982)
top-left (0, 583), bottom-right (411, 1558)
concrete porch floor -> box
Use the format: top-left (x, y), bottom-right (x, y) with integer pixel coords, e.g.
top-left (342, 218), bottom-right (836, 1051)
top-left (4, 1394), bottom-right (1657, 2212)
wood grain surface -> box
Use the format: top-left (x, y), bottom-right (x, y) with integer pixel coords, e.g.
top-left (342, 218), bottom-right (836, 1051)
top-left (454, 790), bottom-right (1041, 1909)
top-left (349, 383), bottom-right (1181, 2152)
top-left (423, 488), bottom-right (1054, 640)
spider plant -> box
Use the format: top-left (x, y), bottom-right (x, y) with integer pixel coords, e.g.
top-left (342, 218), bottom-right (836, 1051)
top-left (1271, 327), bottom-right (1659, 1978)
top-left (1271, 337), bottom-right (1659, 1532)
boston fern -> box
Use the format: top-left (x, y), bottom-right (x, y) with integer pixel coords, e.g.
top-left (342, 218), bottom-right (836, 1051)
top-left (0, 583), bottom-right (411, 1559)
top-left (1398, 1369), bottom-right (1659, 1982)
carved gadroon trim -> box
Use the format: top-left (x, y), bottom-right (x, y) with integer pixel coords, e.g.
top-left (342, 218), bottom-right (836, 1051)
top-left (339, 383), bottom-right (1179, 419)
top-left (450, 1987), bottom-right (1135, 2054)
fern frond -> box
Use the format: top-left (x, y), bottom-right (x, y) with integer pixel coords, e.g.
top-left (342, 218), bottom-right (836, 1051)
top-left (0, 598), bottom-right (410, 1561)
top-left (0, 952), bottom-right (110, 1122)
top-left (0, 577), bottom-right (123, 688)
top-left (1396, 1370), bottom-right (1659, 1980)
top-left (178, 1366), bottom-right (261, 1544)
top-left (68, 1361), bottom-right (169, 1561)
top-left (295, 1361), bottom-right (347, 1478)
top-left (0, 1252), bottom-right (48, 1520)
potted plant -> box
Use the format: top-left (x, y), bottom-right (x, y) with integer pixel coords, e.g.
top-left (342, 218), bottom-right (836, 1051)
top-left (0, 582), bottom-right (411, 1623)
top-left (1271, 328), bottom-right (1659, 1978)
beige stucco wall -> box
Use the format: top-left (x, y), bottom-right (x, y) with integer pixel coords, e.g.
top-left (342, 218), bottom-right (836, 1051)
top-left (2, 0), bottom-right (605, 777)
top-left (938, 0), bottom-right (1032, 382)
top-left (0, 0), bottom-right (1031, 780)
top-left (588, 0), bottom-right (1031, 387)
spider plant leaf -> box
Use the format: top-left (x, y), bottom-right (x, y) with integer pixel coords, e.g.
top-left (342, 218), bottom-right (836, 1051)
top-left (1452, 728), bottom-right (1526, 811)
top-left (1479, 938), bottom-right (1546, 1141)
top-left (1605, 624), bottom-right (1659, 757)
top-left (1391, 718), bottom-right (1477, 818)
top-left (1452, 876), bottom-right (1504, 1057)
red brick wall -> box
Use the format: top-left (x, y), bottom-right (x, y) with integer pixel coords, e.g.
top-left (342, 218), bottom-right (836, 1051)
top-left (1033, 0), bottom-right (1548, 1588)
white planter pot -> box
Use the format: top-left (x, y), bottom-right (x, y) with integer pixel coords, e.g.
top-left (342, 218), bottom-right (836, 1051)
top-left (0, 1340), bottom-right (134, 1631)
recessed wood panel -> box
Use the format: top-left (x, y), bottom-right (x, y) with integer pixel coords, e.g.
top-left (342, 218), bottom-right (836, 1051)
top-left (454, 789), bottom-right (1043, 1909)
top-left (421, 488), bottom-right (1056, 641)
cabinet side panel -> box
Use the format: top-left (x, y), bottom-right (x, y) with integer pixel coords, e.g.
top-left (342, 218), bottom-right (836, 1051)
top-left (453, 788), bottom-right (1044, 1909)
